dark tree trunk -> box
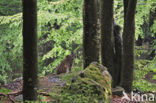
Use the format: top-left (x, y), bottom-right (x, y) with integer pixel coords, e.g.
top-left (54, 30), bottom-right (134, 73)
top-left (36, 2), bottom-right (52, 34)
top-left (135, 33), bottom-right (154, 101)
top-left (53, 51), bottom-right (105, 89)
top-left (22, 0), bottom-right (38, 101)
top-left (101, 0), bottom-right (115, 86)
top-left (83, 0), bottom-right (100, 68)
top-left (121, 0), bottom-right (137, 93)
top-left (113, 23), bottom-right (122, 86)
top-left (123, 0), bottom-right (129, 21)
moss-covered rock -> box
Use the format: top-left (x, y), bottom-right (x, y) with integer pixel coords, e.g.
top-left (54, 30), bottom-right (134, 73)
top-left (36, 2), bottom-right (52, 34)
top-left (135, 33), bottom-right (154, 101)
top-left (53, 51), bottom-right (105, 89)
top-left (55, 62), bottom-right (112, 103)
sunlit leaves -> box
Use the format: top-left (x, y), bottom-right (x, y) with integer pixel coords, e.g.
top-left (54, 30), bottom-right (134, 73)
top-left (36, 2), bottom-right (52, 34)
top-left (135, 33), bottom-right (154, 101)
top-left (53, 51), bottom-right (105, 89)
top-left (38, 0), bottom-right (83, 73)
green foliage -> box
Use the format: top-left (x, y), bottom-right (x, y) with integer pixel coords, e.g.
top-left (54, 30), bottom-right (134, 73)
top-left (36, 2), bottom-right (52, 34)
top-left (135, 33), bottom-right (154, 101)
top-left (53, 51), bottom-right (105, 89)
top-left (0, 0), bottom-right (83, 81)
top-left (114, 0), bottom-right (156, 40)
top-left (0, 0), bottom-right (21, 16)
top-left (38, 0), bottom-right (83, 74)
top-left (151, 20), bottom-right (156, 34)
top-left (0, 88), bottom-right (11, 94)
top-left (0, 0), bottom-right (155, 90)
top-left (0, 13), bottom-right (23, 82)
top-left (114, 0), bottom-right (124, 28)
top-left (147, 58), bottom-right (156, 71)
top-left (152, 75), bottom-right (156, 80)
top-left (133, 60), bottom-right (156, 92)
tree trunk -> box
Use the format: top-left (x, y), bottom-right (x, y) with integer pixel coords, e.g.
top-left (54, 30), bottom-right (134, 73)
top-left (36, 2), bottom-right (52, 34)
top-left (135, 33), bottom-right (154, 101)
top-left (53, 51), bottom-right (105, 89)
top-left (22, 0), bottom-right (38, 101)
top-left (113, 23), bottom-right (122, 86)
top-left (123, 0), bottom-right (129, 21)
top-left (101, 0), bottom-right (115, 86)
top-left (83, 0), bottom-right (100, 68)
top-left (121, 0), bottom-right (137, 93)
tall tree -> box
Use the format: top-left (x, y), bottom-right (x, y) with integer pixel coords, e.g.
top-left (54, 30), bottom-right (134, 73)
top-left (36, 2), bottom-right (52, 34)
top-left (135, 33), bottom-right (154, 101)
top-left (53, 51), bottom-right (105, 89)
top-left (83, 0), bottom-right (100, 68)
top-left (113, 22), bottom-right (122, 86)
top-left (22, 0), bottom-right (38, 101)
top-left (121, 0), bottom-right (137, 92)
top-left (123, 0), bottom-right (129, 21)
top-left (101, 0), bottom-right (115, 86)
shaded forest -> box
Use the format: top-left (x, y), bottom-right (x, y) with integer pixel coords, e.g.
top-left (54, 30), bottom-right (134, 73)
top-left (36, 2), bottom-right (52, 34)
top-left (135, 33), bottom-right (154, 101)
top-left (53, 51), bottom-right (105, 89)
top-left (0, 0), bottom-right (156, 102)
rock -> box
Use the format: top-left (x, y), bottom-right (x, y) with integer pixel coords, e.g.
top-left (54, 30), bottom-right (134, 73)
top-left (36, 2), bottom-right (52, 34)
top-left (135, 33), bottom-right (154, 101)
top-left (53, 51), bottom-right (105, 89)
top-left (57, 62), bottom-right (112, 103)
top-left (14, 94), bottom-right (23, 102)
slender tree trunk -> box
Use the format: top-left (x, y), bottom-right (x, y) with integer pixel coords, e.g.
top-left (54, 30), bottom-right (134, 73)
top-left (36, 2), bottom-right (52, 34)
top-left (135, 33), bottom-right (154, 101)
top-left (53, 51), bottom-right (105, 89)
top-left (113, 23), bottom-right (122, 86)
top-left (101, 0), bottom-right (115, 86)
top-left (121, 0), bottom-right (137, 93)
top-left (83, 0), bottom-right (100, 68)
top-left (22, 0), bottom-right (38, 101)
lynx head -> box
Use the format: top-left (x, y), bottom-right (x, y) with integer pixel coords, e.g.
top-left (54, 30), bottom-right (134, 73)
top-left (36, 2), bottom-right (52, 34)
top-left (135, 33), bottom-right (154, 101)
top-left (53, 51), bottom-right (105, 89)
top-left (65, 52), bottom-right (77, 61)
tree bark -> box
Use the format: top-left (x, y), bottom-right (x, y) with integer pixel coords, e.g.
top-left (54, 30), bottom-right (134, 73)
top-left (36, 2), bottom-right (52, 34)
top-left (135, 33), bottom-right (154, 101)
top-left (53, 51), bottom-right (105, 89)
top-left (83, 0), bottom-right (100, 68)
top-left (101, 0), bottom-right (115, 86)
top-left (121, 0), bottom-right (137, 93)
top-left (22, 0), bottom-right (38, 101)
top-left (123, 0), bottom-right (129, 21)
top-left (113, 23), bottom-right (122, 86)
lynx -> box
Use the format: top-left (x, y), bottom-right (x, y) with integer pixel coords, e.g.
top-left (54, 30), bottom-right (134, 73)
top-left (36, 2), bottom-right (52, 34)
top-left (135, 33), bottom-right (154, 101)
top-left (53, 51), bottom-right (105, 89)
top-left (56, 53), bottom-right (76, 74)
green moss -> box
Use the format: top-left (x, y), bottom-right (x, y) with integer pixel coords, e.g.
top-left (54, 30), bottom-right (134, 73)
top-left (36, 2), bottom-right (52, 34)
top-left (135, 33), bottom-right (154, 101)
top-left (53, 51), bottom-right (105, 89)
top-left (53, 62), bottom-right (112, 103)
top-left (83, 64), bottom-right (111, 93)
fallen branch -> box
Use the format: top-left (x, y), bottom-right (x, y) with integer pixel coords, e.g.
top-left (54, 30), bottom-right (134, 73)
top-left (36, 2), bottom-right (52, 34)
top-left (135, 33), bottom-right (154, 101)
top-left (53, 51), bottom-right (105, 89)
top-left (7, 91), bottom-right (22, 96)
top-left (0, 93), bottom-right (6, 97)
top-left (0, 92), bottom-right (17, 103)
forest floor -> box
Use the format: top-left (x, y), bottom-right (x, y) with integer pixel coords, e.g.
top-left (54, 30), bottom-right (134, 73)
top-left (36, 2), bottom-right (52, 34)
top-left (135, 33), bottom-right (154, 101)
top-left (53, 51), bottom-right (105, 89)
top-left (0, 74), bottom-right (155, 103)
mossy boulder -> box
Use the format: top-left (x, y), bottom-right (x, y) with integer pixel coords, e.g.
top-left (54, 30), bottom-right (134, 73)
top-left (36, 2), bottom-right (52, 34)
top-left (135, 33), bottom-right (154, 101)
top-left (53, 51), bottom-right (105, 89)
top-left (56, 62), bottom-right (112, 103)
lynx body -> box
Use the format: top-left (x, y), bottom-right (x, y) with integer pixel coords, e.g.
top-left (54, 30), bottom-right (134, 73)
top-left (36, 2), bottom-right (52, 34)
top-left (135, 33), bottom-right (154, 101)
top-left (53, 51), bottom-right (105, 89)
top-left (56, 53), bottom-right (76, 74)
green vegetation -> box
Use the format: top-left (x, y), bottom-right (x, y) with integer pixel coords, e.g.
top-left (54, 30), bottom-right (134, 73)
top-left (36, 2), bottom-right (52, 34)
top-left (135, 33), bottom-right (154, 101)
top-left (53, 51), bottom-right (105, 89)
top-left (133, 60), bottom-right (156, 92)
top-left (0, 0), bottom-right (83, 82)
top-left (51, 62), bottom-right (112, 103)
top-left (0, 0), bottom-right (21, 15)
top-left (0, 0), bottom-right (156, 101)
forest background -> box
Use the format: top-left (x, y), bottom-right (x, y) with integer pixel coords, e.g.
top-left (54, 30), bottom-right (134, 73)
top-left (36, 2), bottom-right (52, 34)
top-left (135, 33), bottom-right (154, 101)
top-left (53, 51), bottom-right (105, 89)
top-left (0, 0), bottom-right (156, 94)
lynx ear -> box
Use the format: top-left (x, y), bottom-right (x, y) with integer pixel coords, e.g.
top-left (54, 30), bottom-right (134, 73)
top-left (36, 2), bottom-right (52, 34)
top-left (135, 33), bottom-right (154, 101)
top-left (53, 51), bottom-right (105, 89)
top-left (71, 52), bottom-right (77, 58)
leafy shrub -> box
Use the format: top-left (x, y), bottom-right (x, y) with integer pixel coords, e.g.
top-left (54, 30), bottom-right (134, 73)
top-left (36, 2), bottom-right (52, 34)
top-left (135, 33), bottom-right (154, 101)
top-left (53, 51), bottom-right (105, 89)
top-left (133, 60), bottom-right (156, 92)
